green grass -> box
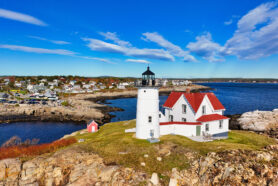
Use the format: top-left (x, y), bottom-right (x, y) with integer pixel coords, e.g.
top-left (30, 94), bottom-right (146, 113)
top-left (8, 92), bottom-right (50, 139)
top-left (73, 120), bottom-right (277, 176)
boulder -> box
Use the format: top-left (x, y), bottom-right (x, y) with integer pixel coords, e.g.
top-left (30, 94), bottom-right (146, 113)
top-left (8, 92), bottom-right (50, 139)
top-left (0, 158), bottom-right (21, 182)
top-left (238, 110), bottom-right (278, 131)
top-left (150, 173), bottom-right (159, 185)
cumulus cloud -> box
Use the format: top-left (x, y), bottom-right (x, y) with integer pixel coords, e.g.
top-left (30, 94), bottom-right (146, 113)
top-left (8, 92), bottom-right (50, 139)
top-left (28, 36), bottom-right (70, 45)
top-left (142, 32), bottom-right (197, 62)
top-left (99, 32), bottom-right (131, 47)
top-left (126, 59), bottom-right (150, 64)
top-left (223, 1), bottom-right (278, 59)
top-left (0, 8), bottom-right (47, 26)
top-left (0, 44), bottom-right (75, 55)
top-left (187, 32), bottom-right (224, 62)
top-left (83, 38), bottom-right (174, 61)
top-left (188, 2), bottom-right (278, 61)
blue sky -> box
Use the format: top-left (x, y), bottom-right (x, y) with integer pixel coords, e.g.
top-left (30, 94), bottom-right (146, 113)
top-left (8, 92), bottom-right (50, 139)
top-left (0, 0), bottom-right (278, 78)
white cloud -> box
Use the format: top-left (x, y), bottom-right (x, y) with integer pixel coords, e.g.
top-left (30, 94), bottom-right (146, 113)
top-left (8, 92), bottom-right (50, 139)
top-left (142, 32), bottom-right (197, 62)
top-left (50, 40), bottom-right (70, 45)
top-left (126, 59), bottom-right (150, 64)
top-left (80, 56), bottom-right (115, 64)
top-left (99, 32), bottom-right (131, 47)
top-left (0, 8), bottom-right (47, 26)
top-left (0, 44), bottom-right (75, 55)
top-left (187, 32), bottom-right (224, 62)
top-left (224, 19), bottom-right (233, 25)
top-left (184, 29), bottom-right (193, 34)
top-left (224, 15), bottom-right (240, 26)
top-left (83, 38), bottom-right (174, 61)
top-left (224, 1), bottom-right (278, 59)
top-left (28, 36), bottom-right (70, 45)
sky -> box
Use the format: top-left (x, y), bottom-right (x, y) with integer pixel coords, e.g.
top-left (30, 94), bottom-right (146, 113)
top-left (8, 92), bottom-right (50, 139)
top-left (0, 0), bottom-right (278, 78)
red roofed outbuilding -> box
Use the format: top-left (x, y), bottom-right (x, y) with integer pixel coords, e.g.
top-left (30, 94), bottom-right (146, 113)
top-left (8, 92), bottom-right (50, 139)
top-left (87, 120), bottom-right (98, 133)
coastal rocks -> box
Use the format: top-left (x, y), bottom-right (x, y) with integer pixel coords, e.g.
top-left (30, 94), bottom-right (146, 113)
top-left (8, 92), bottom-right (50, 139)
top-left (0, 147), bottom-right (147, 186)
top-left (1, 145), bottom-right (278, 185)
top-left (0, 158), bottom-right (21, 183)
top-left (0, 104), bottom-right (104, 124)
top-left (238, 109), bottom-right (278, 132)
top-left (173, 148), bottom-right (278, 186)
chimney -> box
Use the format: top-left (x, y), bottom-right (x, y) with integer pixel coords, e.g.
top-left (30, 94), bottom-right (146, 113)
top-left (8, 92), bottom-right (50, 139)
top-left (186, 88), bottom-right (190, 94)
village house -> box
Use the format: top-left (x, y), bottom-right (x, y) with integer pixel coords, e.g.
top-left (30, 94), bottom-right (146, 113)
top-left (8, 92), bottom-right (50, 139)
top-left (14, 82), bottom-right (22, 87)
top-left (82, 84), bottom-right (91, 89)
top-left (69, 80), bottom-right (76, 86)
top-left (159, 90), bottom-right (229, 138)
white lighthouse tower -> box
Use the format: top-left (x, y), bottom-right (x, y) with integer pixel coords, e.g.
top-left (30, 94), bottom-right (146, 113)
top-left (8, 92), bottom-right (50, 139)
top-left (136, 67), bottom-right (160, 140)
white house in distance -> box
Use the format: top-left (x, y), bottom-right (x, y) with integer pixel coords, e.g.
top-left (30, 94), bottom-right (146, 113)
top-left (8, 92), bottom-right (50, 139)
top-left (132, 67), bottom-right (229, 142)
top-left (159, 91), bottom-right (229, 138)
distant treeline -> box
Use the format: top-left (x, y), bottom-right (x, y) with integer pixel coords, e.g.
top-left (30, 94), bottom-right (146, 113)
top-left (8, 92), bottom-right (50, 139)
top-left (0, 75), bottom-right (136, 83)
top-left (0, 76), bottom-right (277, 83)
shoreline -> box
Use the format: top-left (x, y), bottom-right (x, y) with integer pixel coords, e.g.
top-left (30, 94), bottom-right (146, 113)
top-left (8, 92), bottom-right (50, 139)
top-left (0, 84), bottom-right (211, 125)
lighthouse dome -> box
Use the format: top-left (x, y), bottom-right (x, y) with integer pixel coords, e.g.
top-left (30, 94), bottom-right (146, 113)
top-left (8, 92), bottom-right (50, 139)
top-left (142, 66), bottom-right (156, 86)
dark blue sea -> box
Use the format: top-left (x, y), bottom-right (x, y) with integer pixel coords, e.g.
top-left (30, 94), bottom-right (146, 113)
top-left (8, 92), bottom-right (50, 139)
top-left (1, 83), bottom-right (278, 145)
top-left (0, 122), bottom-right (85, 146)
top-left (107, 83), bottom-right (278, 122)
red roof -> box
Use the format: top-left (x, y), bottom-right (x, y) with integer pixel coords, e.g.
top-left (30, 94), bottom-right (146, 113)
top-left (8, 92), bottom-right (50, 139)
top-left (163, 92), bottom-right (225, 112)
top-left (160, 122), bottom-right (201, 125)
top-left (196, 114), bottom-right (229, 122)
top-left (87, 120), bottom-right (98, 126)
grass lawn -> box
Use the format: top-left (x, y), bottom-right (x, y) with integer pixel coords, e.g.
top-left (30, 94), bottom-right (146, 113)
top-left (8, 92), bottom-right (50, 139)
top-left (74, 120), bottom-right (277, 176)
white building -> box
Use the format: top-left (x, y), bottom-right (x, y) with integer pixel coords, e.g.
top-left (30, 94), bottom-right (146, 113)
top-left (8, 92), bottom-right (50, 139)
top-left (14, 82), bottom-right (22, 87)
top-left (82, 84), bottom-right (91, 89)
top-left (130, 67), bottom-right (229, 142)
top-left (135, 67), bottom-right (160, 140)
top-left (159, 91), bottom-right (229, 138)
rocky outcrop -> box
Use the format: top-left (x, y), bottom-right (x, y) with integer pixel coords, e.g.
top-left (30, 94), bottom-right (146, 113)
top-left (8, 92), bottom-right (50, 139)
top-left (167, 146), bottom-right (278, 185)
top-left (1, 144), bottom-right (278, 186)
top-left (0, 104), bottom-right (106, 124)
top-left (238, 109), bottom-right (278, 132)
top-left (0, 147), bottom-right (147, 186)
top-left (235, 109), bottom-right (278, 138)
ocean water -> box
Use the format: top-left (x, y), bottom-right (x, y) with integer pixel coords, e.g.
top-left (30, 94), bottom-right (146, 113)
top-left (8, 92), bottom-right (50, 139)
top-left (0, 122), bottom-right (85, 146)
top-left (107, 83), bottom-right (278, 122)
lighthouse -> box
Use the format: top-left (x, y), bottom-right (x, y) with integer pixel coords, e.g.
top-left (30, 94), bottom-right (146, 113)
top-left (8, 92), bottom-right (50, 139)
top-left (136, 66), bottom-right (160, 140)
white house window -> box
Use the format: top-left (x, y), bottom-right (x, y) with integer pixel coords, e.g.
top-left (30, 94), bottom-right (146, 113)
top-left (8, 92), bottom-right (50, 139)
top-left (219, 120), bottom-right (223, 129)
top-left (148, 116), bottom-right (152, 123)
top-left (169, 115), bottom-right (173, 122)
top-left (205, 124), bottom-right (209, 131)
top-left (159, 114), bottom-right (161, 118)
top-left (182, 118), bottom-right (187, 122)
top-left (202, 106), bottom-right (206, 115)
top-left (182, 104), bottom-right (187, 114)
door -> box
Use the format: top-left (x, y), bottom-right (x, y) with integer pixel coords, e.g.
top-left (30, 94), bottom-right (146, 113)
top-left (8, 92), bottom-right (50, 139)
top-left (196, 126), bottom-right (201, 136)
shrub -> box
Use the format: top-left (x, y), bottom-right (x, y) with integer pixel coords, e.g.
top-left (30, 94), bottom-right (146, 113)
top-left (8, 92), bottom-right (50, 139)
top-left (0, 137), bottom-right (77, 160)
top-left (61, 101), bottom-right (71, 107)
top-left (1, 136), bottom-right (39, 147)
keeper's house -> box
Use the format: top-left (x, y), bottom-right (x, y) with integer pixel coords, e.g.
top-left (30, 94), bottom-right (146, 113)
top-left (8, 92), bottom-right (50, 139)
top-left (159, 91), bottom-right (229, 138)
